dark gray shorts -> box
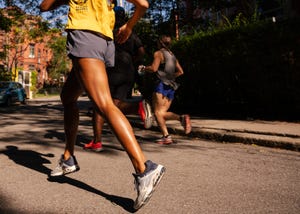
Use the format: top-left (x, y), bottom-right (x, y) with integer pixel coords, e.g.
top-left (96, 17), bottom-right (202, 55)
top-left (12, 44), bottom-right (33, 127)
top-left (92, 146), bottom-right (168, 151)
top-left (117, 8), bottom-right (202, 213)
top-left (66, 30), bottom-right (115, 67)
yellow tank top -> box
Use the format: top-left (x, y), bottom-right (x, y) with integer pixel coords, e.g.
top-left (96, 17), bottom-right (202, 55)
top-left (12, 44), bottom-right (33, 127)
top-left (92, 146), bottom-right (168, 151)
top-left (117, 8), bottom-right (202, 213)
top-left (66, 0), bottom-right (115, 39)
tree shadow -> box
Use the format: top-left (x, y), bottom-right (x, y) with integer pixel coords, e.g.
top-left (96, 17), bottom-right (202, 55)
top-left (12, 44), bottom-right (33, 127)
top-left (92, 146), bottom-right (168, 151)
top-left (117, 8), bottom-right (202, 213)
top-left (44, 129), bottom-right (87, 148)
top-left (48, 176), bottom-right (136, 213)
top-left (44, 129), bottom-right (127, 153)
top-left (44, 130), bottom-right (65, 142)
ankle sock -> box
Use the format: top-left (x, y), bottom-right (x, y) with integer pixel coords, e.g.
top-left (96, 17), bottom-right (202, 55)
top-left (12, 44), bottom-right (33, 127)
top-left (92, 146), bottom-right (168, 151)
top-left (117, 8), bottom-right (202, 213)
top-left (64, 156), bottom-right (74, 165)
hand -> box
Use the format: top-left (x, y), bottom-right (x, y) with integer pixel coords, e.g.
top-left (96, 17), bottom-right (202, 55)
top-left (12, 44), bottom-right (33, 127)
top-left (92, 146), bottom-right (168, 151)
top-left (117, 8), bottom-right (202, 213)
top-left (115, 23), bottom-right (132, 44)
top-left (137, 65), bottom-right (145, 76)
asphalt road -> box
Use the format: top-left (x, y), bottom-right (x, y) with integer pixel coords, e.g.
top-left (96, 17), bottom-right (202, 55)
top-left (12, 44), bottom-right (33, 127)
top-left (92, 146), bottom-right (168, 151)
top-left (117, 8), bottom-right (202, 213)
top-left (0, 99), bottom-right (299, 214)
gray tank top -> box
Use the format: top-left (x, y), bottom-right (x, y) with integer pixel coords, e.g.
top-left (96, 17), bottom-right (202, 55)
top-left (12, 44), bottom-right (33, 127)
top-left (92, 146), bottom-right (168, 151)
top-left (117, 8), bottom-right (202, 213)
top-left (157, 49), bottom-right (180, 90)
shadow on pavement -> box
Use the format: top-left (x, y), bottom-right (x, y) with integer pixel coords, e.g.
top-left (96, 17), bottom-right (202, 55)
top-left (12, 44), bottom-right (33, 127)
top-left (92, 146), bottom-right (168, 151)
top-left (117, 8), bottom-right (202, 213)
top-left (0, 145), bottom-right (54, 175)
top-left (47, 176), bottom-right (136, 213)
top-left (0, 195), bottom-right (18, 214)
top-left (0, 146), bottom-right (136, 213)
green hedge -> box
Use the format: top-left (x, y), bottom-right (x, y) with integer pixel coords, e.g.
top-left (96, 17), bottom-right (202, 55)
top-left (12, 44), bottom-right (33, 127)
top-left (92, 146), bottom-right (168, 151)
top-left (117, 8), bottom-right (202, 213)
top-left (171, 18), bottom-right (300, 120)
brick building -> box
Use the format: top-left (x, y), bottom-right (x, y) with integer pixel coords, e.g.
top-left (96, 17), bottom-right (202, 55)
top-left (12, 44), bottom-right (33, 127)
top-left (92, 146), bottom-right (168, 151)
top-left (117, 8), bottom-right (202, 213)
top-left (0, 6), bottom-right (55, 97)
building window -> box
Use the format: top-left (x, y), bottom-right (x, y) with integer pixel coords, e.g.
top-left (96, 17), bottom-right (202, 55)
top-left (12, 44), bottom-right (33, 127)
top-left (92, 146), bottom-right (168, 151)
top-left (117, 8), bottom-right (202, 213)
top-left (38, 49), bottom-right (41, 64)
top-left (29, 44), bottom-right (35, 58)
top-left (29, 64), bottom-right (35, 71)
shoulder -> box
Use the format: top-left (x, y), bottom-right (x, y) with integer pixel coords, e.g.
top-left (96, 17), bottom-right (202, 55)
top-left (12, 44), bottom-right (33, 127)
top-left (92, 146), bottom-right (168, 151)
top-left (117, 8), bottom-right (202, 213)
top-left (154, 50), bottom-right (162, 56)
top-left (154, 50), bottom-right (163, 59)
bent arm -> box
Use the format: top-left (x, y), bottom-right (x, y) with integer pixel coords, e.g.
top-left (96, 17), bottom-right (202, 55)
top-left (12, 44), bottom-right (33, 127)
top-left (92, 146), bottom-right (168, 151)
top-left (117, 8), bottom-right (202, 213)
top-left (40, 0), bottom-right (68, 12)
top-left (126, 0), bottom-right (149, 30)
top-left (174, 60), bottom-right (184, 77)
top-left (143, 51), bottom-right (163, 73)
top-left (116, 0), bottom-right (149, 44)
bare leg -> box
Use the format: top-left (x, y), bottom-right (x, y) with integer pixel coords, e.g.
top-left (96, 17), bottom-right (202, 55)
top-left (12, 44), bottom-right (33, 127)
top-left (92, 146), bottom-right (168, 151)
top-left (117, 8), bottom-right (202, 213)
top-left (92, 107), bottom-right (105, 142)
top-left (91, 98), bottom-right (139, 143)
top-left (74, 58), bottom-right (146, 173)
top-left (152, 92), bottom-right (180, 136)
top-left (60, 68), bottom-right (84, 160)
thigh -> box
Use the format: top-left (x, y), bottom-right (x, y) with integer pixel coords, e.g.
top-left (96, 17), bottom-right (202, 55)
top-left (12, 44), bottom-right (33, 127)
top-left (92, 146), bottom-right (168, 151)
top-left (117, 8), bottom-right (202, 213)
top-left (74, 58), bottom-right (114, 110)
top-left (153, 92), bottom-right (172, 113)
top-left (107, 68), bottom-right (134, 101)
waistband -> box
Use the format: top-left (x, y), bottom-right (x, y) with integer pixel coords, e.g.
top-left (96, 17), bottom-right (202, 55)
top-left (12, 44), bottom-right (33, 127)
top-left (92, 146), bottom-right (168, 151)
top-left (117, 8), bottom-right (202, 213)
top-left (67, 29), bottom-right (113, 41)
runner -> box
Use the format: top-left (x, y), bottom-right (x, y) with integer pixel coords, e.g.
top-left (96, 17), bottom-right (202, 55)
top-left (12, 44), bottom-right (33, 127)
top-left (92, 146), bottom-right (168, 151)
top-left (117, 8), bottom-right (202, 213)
top-left (84, 6), bottom-right (152, 152)
top-left (40, 0), bottom-right (165, 210)
top-left (139, 35), bottom-right (192, 144)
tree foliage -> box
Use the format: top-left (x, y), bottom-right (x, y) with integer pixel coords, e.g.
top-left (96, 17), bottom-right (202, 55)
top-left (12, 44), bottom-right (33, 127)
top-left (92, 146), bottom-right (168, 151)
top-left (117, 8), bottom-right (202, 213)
top-left (0, 6), bottom-right (53, 80)
top-left (0, 0), bottom-right (68, 29)
top-left (47, 35), bottom-right (70, 81)
top-left (0, 10), bottom-right (12, 31)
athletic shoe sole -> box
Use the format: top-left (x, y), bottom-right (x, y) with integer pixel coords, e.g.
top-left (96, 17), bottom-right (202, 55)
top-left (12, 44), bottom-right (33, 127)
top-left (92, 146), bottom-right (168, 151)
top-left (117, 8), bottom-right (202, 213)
top-left (50, 165), bottom-right (80, 177)
top-left (156, 139), bottom-right (173, 145)
top-left (83, 147), bottom-right (103, 152)
top-left (83, 142), bottom-right (103, 152)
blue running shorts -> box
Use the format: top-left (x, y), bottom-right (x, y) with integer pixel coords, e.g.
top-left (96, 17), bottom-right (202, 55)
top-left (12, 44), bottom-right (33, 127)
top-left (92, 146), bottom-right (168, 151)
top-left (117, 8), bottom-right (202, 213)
top-left (154, 81), bottom-right (175, 100)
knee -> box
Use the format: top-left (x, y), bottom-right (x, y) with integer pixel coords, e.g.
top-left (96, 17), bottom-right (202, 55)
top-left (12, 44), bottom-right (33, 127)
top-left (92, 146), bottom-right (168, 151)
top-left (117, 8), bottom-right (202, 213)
top-left (154, 109), bottom-right (164, 118)
top-left (94, 100), bottom-right (114, 116)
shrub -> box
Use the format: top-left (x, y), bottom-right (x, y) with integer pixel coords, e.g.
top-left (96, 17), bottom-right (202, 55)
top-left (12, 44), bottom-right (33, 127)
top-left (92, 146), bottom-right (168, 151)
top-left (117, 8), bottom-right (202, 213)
top-left (171, 17), bottom-right (300, 120)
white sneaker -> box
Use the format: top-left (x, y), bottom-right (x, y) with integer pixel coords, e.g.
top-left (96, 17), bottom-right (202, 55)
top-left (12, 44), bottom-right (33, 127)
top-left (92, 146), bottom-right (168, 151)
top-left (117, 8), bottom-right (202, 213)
top-left (133, 160), bottom-right (166, 210)
top-left (50, 155), bottom-right (80, 177)
top-left (138, 100), bottom-right (153, 129)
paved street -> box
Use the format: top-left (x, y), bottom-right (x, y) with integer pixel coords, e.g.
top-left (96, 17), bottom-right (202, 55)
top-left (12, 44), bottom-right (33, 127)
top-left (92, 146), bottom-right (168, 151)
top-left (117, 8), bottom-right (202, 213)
top-left (0, 98), bottom-right (299, 214)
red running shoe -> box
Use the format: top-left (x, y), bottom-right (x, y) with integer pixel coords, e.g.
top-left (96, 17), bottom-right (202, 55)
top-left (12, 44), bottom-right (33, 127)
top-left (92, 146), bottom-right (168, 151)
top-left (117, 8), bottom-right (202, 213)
top-left (155, 135), bottom-right (173, 145)
top-left (181, 114), bottom-right (192, 134)
top-left (83, 140), bottom-right (103, 152)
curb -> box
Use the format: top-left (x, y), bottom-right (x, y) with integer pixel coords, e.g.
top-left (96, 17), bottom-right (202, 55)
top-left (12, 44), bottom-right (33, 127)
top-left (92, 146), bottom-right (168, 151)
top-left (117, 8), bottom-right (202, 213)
top-left (188, 128), bottom-right (300, 152)
top-left (129, 118), bottom-right (300, 152)
top-left (27, 98), bottom-right (300, 152)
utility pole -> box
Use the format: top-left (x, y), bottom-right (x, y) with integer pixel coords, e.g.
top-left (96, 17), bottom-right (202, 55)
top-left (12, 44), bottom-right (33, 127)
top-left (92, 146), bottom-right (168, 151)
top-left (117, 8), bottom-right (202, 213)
top-left (173, 0), bottom-right (179, 40)
top-left (175, 10), bottom-right (179, 40)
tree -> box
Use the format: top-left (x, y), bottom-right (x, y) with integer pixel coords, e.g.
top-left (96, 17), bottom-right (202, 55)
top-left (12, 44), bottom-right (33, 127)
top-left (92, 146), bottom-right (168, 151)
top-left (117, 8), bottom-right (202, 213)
top-left (0, 6), bottom-right (52, 81)
top-left (0, 9), bottom-right (12, 31)
top-left (0, 10), bottom-right (12, 80)
top-left (46, 35), bottom-right (70, 82)
top-left (0, 0), bottom-right (68, 29)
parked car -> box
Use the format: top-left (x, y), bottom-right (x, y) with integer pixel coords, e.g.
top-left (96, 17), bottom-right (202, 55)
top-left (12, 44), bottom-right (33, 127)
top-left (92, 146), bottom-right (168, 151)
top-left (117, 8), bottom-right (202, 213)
top-left (0, 81), bottom-right (27, 106)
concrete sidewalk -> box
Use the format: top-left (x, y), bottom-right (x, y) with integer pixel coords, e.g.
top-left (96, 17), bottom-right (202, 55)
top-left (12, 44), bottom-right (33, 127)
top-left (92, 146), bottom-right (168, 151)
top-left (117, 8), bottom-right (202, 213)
top-left (28, 96), bottom-right (300, 152)
top-left (127, 115), bottom-right (300, 152)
